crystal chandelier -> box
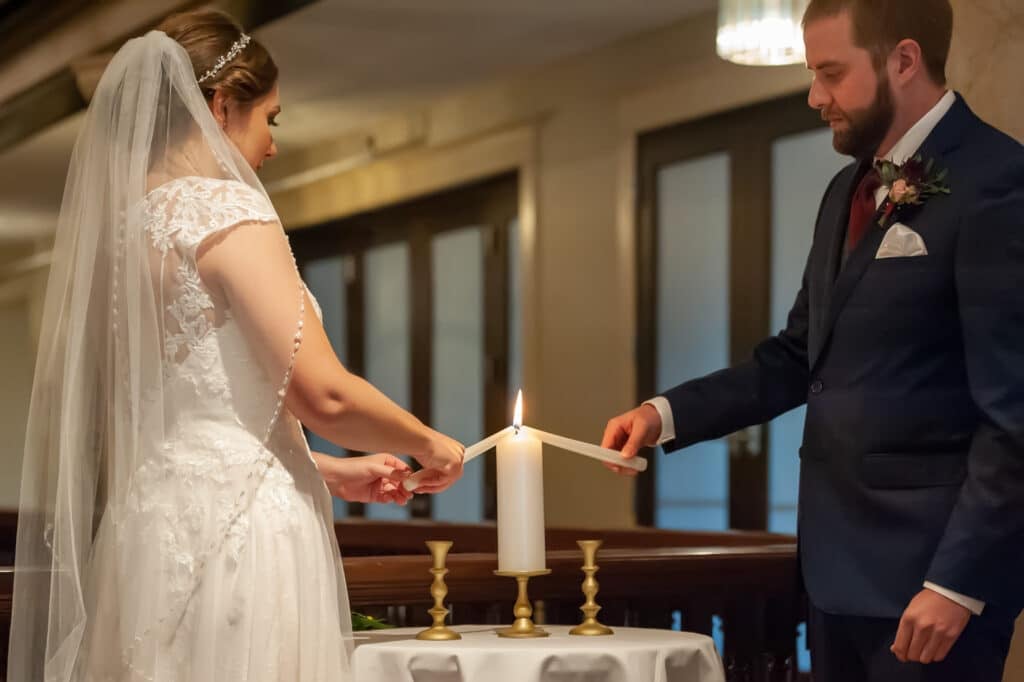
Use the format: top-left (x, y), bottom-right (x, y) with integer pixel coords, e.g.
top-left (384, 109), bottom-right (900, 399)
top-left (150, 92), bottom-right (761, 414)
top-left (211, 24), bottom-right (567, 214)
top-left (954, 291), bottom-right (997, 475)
top-left (716, 0), bottom-right (810, 66)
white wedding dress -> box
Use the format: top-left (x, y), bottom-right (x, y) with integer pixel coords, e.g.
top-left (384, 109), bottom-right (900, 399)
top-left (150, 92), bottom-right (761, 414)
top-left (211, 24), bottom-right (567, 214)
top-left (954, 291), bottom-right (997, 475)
top-left (76, 177), bottom-right (354, 681)
top-left (9, 32), bottom-right (354, 682)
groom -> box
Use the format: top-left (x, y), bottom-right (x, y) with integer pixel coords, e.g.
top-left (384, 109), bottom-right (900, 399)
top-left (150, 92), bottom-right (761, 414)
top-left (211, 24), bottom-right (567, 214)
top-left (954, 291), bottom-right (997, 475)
top-left (603, 1), bottom-right (1024, 680)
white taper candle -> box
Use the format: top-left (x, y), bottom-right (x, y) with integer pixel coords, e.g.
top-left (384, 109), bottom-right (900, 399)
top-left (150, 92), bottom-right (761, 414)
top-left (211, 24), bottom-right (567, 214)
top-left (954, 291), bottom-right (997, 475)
top-left (520, 426), bottom-right (648, 472)
top-left (402, 426), bottom-right (516, 492)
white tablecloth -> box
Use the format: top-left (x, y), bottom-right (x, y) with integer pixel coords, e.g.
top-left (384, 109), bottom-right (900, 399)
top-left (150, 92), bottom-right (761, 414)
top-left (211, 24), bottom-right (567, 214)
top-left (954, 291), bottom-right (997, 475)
top-left (351, 624), bottom-right (725, 682)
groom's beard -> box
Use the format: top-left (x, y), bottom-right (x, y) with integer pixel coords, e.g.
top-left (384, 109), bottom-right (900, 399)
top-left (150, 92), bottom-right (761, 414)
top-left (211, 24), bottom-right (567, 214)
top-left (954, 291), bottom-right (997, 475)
top-left (825, 72), bottom-right (895, 158)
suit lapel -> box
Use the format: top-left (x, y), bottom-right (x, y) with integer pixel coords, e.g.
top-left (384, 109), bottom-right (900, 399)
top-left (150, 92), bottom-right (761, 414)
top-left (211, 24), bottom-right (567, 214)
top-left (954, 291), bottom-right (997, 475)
top-left (825, 164), bottom-right (865, 284)
top-left (808, 162), bottom-right (865, 369)
top-left (809, 93), bottom-right (973, 372)
top-left (818, 202), bottom-right (888, 350)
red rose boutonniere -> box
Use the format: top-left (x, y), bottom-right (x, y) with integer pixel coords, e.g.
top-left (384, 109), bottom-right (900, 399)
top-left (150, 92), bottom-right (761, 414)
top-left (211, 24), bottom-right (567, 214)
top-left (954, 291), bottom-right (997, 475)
top-left (875, 154), bottom-right (951, 226)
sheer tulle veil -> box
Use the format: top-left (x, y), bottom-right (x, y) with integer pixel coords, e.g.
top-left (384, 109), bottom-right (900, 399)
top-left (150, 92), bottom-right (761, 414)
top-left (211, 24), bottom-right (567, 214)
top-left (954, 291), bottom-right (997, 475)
top-left (6, 30), bottom-right (336, 681)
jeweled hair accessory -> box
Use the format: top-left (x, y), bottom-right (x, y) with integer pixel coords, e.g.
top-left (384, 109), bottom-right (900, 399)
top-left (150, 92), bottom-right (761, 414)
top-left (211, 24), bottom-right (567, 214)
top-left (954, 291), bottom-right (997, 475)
top-left (197, 33), bottom-right (251, 84)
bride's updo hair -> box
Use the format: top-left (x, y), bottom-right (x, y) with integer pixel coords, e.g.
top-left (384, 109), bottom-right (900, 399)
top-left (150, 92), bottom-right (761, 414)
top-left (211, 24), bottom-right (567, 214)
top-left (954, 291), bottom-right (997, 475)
top-left (156, 8), bottom-right (278, 104)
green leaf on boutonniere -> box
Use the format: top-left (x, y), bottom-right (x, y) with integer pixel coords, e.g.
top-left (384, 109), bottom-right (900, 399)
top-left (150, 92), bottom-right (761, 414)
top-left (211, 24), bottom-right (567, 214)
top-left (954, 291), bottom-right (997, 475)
top-left (877, 160), bottom-right (899, 186)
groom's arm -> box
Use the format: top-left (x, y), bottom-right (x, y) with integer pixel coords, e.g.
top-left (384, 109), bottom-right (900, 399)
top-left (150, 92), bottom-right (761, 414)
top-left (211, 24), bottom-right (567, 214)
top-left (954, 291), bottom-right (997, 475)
top-left (925, 156), bottom-right (1024, 609)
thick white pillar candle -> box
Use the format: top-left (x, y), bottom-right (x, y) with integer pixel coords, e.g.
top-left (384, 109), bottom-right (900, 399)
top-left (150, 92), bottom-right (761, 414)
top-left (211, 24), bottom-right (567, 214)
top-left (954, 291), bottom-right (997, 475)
top-left (496, 428), bottom-right (546, 572)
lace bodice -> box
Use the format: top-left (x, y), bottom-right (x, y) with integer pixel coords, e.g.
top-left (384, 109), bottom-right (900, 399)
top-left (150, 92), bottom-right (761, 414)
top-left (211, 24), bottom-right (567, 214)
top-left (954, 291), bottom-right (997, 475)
top-left (142, 177), bottom-right (278, 422)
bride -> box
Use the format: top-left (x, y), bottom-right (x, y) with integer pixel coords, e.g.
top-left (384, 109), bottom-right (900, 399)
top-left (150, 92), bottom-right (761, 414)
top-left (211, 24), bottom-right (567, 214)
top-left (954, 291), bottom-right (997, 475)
top-left (8, 8), bottom-right (465, 681)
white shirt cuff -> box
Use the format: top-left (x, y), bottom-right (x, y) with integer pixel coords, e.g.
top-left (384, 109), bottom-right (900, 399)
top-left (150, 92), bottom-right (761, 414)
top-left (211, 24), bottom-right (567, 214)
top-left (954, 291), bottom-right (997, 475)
top-left (643, 397), bottom-right (675, 445)
top-left (923, 581), bottom-right (985, 616)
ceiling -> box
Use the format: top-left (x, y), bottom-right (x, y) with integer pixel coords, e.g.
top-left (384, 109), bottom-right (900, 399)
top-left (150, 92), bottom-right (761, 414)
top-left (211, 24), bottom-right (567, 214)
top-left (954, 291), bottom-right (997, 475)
top-left (0, 0), bottom-right (712, 244)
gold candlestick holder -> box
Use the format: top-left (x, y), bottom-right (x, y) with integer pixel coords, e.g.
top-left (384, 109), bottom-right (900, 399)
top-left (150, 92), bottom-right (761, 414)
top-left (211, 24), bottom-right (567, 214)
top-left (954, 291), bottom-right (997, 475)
top-left (416, 540), bottom-right (461, 641)
top-left (569, 539), bottom-right (613, 636)
top-left (493, 569), bottom-right (551, 638)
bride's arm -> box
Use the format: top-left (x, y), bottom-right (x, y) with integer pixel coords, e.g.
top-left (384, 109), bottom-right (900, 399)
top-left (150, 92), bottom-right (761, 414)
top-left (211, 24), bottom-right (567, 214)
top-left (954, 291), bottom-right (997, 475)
top-left (311, 452), bottom-right (413, 505)
top-left (197, 220), bottom-right (463, 479)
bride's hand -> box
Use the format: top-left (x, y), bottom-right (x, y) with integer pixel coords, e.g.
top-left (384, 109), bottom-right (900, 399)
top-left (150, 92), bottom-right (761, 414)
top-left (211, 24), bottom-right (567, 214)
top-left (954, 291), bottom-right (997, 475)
top-left (315, 452), bottom-right (413, 505)
top-left (412, 432), bottom-right (465, 493)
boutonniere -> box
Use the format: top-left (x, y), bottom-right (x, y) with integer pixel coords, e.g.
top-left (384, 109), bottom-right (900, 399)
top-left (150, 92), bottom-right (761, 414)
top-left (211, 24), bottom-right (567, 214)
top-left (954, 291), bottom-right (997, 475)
top-left (875, 154), bottom-right (951, 226)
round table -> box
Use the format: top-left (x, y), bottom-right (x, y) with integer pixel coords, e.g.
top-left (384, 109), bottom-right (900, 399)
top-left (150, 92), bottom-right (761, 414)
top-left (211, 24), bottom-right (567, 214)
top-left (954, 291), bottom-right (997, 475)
top-left (351, 624), bottom-right (725, 682)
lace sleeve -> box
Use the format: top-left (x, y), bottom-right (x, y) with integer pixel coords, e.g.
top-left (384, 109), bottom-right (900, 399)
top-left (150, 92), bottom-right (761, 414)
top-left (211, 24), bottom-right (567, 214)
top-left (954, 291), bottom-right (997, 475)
top-left (143, 177), bottom-right (277, 255)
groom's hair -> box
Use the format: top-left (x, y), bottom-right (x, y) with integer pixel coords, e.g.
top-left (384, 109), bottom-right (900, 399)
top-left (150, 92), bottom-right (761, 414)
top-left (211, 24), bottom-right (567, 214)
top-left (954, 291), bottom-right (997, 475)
top-left (803, 0), bottom-right (953, 86)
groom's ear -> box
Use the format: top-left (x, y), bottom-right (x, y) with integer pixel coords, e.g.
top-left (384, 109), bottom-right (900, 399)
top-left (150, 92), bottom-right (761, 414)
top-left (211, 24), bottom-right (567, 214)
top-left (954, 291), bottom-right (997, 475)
top-left (892, 37), bottom-right (925, 86)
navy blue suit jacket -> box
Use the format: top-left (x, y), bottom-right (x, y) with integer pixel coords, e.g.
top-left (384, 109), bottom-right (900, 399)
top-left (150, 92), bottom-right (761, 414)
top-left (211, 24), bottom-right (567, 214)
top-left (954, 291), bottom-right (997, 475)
top-left (660, 94), bottom-right (1024, 619)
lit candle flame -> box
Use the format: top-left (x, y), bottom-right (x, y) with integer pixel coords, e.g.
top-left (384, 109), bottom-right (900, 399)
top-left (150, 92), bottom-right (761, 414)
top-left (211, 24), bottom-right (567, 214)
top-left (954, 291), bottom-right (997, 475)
top-left (513, 389), bottom-right (523, 430)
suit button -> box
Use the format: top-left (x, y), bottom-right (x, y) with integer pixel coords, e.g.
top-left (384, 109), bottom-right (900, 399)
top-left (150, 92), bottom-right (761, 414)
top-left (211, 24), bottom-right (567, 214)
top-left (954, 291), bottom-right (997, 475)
top-left (810, 380), bottom-right (823, 394)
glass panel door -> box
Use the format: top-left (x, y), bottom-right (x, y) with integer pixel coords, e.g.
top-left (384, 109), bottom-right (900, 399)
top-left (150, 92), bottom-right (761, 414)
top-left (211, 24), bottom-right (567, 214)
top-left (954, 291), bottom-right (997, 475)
top-left (654, 153), bottom-right (731, 530)
top-left (303, 256), bottom-right (349, 519)
top-left (362, 242), bottom-right (412, 521)
top-left (430, 226), bottom-right (485, 522)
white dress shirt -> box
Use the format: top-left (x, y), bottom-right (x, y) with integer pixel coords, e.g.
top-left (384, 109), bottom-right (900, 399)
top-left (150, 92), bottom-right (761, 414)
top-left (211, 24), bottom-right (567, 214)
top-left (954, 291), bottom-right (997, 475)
top-left (643, 90), bottom-right (984, 616)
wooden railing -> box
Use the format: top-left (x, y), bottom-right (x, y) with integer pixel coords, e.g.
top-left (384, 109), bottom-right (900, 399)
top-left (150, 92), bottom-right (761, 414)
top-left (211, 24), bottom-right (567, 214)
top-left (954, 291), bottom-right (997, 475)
top-left (0, 514), bottom-right (805, 681)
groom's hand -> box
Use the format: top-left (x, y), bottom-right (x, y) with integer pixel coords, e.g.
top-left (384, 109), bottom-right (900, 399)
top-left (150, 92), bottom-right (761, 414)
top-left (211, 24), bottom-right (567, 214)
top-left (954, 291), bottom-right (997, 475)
top-left (601, 404), bottom-right (662, 475)
top-left (891, 589), bottom-right (970, 664)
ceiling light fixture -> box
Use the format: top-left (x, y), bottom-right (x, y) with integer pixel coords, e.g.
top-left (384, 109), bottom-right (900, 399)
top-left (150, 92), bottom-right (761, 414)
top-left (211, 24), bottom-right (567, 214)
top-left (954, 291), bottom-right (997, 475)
top-left (716, 0), bottom-right (809, 66)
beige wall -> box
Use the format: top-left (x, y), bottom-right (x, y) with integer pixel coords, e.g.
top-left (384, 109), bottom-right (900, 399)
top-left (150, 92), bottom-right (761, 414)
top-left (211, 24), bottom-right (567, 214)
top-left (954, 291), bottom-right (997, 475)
top-left (947, 0), bottom-right (1024, 143)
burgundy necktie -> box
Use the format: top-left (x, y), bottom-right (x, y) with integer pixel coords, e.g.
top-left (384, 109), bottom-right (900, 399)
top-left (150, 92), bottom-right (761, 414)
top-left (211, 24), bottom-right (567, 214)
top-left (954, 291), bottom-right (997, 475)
top-left (846, 168), bottom-right (882, 253)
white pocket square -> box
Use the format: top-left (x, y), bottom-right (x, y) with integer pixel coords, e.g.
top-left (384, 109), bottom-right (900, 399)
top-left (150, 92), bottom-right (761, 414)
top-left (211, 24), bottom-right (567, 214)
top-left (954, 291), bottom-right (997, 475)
top-left (875, 222), bottom-right (929, 259)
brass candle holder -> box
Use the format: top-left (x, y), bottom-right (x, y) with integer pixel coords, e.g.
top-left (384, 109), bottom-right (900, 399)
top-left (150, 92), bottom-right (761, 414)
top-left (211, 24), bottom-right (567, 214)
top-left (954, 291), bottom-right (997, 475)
top-left (416, 540), bottom-right (461, 641)
top-left (493, 569), bottom-right (551, 638)
top-left (569, 539), bottom-right (613, 636)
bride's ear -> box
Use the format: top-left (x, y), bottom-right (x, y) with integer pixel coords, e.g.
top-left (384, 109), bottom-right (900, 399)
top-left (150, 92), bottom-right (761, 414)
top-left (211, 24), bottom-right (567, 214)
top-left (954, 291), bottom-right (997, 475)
top-left (209, 89), bottom-right (230, 130)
